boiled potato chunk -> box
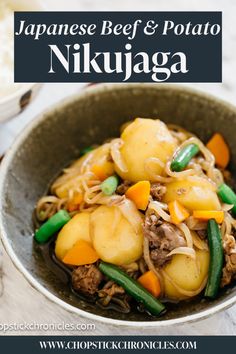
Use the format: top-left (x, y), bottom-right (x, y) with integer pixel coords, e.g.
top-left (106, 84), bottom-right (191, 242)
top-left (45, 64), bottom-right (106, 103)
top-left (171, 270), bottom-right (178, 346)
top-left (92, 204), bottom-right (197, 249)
top-left (86, 143), bottom-right (114, 179)
top-left (55, 177), bottom-right (82, 199)
top-left (55, 212), bottom-right (91, 261)
top-left (163, 177), bottom-right (221, 211)
top-left (163, 277), bottom-right (185, 300)
top-left (163, 249), bottom-right (210, 300)
top-left (115, 118), bottom-right (177, 182)
top-left (73, 143), bottom-right (112, 170)
top-left (54, 144), bottom-right (114, 197)
top-left (90, 205), bottom-right (143, 265)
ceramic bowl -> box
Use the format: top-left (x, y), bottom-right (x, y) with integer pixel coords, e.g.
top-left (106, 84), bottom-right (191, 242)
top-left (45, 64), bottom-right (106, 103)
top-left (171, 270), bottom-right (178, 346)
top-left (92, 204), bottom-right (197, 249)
top-left (0, 84), bottom-right (236, 327)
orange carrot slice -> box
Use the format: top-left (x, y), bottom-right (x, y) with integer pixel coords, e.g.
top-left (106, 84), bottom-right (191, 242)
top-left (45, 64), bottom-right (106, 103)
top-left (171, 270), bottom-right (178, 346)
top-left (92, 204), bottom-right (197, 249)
top-left (125, 181), bottom-right (151, 210)
top-left (193, 210), bottom-right (224, 224)
top-left (168, 200), bottom-right (190, 224)
top-left (206, 133), bottom-right (230, 169)
top-left (67, 193), bottom-right (83, 212)
top-left (91, 161), bottom-right (114, 181)
top-left (62, 240), bottom-right (99, 266)
top-left (138, 270), bottom-right (161, 297)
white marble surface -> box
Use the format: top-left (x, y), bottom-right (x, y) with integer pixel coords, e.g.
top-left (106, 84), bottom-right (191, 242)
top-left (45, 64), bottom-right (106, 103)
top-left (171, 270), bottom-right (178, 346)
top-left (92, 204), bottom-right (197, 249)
top-left (0, 0), bottom-right (236, 336)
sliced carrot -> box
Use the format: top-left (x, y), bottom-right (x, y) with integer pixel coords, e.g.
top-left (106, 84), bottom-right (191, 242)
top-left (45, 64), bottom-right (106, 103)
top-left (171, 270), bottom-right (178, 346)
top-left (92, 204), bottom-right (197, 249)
top-left (67, 193), bottom-right (83, 212)
top-left (91, 161), bottom-right (114, 181)
top-left (193, 210), bottom-right (224, 224)
top-left (168, 200), bottom-right (190, 224)
top-left (138, 270), bottom-right (161, 297)
top-left (125, 181), bottom-right (151, 210)
top-left (62, 240), bottom-right (99, 266)
top-left (67, 204), bottom-right (79, 212)
top-left (206, 133), bottom-right (230, 169)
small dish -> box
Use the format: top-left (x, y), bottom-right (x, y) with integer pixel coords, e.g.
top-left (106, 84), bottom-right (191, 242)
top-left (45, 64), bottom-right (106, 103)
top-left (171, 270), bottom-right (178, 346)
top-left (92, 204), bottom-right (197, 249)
top-left (0, 0), bottom-right (44, 122)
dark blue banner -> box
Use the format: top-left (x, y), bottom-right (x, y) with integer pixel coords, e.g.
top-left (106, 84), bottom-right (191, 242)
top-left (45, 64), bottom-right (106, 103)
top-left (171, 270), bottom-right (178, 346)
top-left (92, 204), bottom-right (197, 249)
top-left (14, 11), bottom-right (222, 83)
top-left (1, 336), bottom-right (236, 353)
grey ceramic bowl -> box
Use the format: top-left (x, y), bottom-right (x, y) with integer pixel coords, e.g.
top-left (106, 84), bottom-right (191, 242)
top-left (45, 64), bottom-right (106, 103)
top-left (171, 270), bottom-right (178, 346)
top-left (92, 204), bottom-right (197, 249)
top-left (1, 83), bottom-right (236, 327)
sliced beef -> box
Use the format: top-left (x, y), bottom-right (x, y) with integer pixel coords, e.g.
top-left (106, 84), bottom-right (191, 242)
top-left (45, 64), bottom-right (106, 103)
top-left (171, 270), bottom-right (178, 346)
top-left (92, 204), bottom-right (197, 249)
top-left (221, 234), bottom-right (236, 287)
top-left (150, 183), bottom-right (167, 201)
top-left (186, 216), bottom-right (207, 234)
top-left (99, 282), bottom-right (125, 298)
top-left (116, 180), bottom-right (132, 195)
top-left (143, 214), bottom-right (186, 267)
top-left (72, 264), bottom-right (103, 295)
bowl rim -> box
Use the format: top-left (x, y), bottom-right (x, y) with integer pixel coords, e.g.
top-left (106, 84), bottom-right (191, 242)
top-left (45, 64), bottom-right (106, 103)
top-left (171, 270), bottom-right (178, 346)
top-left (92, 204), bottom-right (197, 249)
top-left (1, 83), bottom-right (236, 328)
top-left (0, 83), bottom-right (40, 106)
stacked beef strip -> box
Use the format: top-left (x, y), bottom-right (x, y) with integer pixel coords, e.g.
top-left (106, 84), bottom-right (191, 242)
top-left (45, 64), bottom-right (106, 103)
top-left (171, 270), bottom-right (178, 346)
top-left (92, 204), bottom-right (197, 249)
top-left (143, 215), bottom-right (186, 267)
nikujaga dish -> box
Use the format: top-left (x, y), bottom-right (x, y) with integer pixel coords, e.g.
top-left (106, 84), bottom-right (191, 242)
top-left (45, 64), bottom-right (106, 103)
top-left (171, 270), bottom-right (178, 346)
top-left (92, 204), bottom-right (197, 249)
top-left (1, 84), bottom-right (236, 325)
top-left (34, 117), bottom-right (236, 317)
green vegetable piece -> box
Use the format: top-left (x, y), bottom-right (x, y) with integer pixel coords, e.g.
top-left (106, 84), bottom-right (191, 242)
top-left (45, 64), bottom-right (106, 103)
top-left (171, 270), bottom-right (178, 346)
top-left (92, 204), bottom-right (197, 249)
top-left (204, 219), bottom-right (224, 299)
top-left (218, 183), bottom-right (236, 215)
top-left (99, 261), bottom-right (165, 316)
top-left (80, 146), bottom-right (94, 156)
top-left (35, 210), bottom-right (71, 244)
top-left (101, 175), bottom-right (119, 196)
top-left (171, 144), bottom-right (200, 172)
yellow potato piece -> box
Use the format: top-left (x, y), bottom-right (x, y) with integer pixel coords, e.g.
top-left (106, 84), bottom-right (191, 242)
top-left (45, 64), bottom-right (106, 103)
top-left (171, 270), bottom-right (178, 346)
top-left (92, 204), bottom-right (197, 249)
top-left (55, 144), bottom-right (114, 198)
top-left (163, 177), bottom-right (221, 211)
top-left (55, 176), bottom-right (82, 199)
top-left (163, 278), bottom-right (186, 300)
top-left (90, 205), bottom-right (143, 265)
top-left (55, 212), bottom-right (91, 261)
top-left (72, 144), bottom-right (112, 170)
top-left (115, 118), bottom-right (177, 182)
top-left (163, 249), bottom-right (210, 300)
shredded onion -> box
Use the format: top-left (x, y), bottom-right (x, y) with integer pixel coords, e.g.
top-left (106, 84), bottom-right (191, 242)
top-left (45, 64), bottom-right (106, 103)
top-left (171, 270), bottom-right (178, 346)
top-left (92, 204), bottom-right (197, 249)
top-left (165, 136), bottom-right (215, 180)
top-left (222, 204), bottom-right (234, 212)
top-left (167, 247), bottom-right (196, 259)
top-left (118, 198), bottom-right (143, 234)
top-left (221, 212), bottom-right (234, 239)
top-left (186, 216), bottom-right (207, 231)
top-left (36, 196), bottom-right (61, 220)
top-left (148, 201), bottom-right (171, 222)
top-left (176, 223), bottom-right (193, 248)
top-left (98, 194), bottom-right (125, 206)
top-left (110, 138), bottom-right (128, 173)
top-left (145, 157), bottom-right (174, 183)
top-left (211, 168), bottom-right (224, 186)
top-left (165, 160), bottom-right (199, 178)
top-left (191, 231), bottom-right (208, 251)
top-left (84, 188), bottom-right (102, 204)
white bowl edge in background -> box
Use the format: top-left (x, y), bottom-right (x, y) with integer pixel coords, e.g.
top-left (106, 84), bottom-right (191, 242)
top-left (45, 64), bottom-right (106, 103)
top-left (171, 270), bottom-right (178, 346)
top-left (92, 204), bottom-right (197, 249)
top-left (0, 0), bottom-right (46, 122)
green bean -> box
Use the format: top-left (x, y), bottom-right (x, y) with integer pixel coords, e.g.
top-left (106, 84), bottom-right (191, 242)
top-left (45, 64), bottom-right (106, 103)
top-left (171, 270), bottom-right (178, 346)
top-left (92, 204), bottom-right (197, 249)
top-left (218, 183), bottom-right (236, 215)
top-left (204, 219), bottom-right (224, 299)
top-left (35, 210), bottom-right (71, 244)
top-left (171, 144), bottom-right (200, 172)
top-left (101, 175), bottom-right (119, 196)
top-left (99, 262), bottom-right (165, 316)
